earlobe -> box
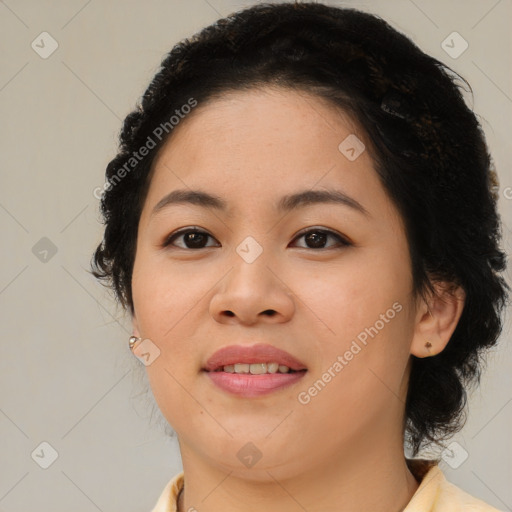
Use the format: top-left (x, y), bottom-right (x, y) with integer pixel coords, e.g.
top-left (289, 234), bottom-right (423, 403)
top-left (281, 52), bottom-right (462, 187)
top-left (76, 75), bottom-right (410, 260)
top-left (410, 282), bottom-right (466, 358)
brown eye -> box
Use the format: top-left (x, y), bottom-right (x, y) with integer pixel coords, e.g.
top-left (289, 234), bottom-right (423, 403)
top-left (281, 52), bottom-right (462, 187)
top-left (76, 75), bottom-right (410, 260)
top-left (163, 228), bottom-right (219, 249)
top-left (290, 228), bottom-right (351, 250)
top-left (162, 226), bottom-right (350, 251)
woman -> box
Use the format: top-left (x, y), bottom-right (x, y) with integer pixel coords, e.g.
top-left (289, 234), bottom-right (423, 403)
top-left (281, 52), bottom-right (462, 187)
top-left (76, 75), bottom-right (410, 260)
top-left (91, 2), bottom-right (509, 511)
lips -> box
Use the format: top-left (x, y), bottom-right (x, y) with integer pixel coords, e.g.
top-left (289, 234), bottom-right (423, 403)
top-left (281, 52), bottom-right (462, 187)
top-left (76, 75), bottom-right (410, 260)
top-left (202, 343), bottom-right (308, 372)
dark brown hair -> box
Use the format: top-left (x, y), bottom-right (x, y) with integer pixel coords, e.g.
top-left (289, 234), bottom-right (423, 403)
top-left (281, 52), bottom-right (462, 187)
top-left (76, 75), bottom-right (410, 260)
top-left (91, 2), bottom-right (510, 456)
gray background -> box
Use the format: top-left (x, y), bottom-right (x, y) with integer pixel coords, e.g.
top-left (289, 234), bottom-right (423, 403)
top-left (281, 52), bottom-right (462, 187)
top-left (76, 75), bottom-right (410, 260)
top-left (0, 1), bottom-right (511, 511)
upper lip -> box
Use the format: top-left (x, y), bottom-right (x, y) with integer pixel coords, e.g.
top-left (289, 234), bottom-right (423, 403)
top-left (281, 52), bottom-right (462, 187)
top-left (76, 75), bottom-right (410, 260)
top-left (203, 343), bottom-right (308, 372)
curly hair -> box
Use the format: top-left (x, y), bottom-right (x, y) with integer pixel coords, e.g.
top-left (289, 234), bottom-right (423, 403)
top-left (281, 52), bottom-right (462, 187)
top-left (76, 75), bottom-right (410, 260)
top-left (90, 2), bottom-right (510, 456)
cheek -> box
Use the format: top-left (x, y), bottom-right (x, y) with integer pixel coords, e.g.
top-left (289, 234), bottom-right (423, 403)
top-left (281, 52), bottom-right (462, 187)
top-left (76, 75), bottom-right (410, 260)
top-left (294, 309), bottom-right (412, 447)
top-left (295, 252), bottom-right (412, 395)
top-left (131, 255), bottom-right (209, 409)
top-left (131, 253), bottom-right (210, 340)
top-left (293, 253), bottom-right (401, 346)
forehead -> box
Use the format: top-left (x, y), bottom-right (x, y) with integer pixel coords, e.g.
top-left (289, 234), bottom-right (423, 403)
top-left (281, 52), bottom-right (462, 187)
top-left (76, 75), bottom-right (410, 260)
top-left (142, 86), bottom-right (395, 222)
top-left (159, 86), bottom-right (361, 156)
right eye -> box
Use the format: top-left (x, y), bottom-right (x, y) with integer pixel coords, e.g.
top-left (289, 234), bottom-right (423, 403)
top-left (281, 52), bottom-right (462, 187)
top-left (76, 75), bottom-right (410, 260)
top-left (162, 227), bottom-right (220, 250)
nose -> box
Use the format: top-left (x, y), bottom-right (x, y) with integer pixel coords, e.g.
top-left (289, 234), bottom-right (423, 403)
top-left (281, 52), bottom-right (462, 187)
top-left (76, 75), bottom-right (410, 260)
top-left (209, 255), bottom-right (296, 326)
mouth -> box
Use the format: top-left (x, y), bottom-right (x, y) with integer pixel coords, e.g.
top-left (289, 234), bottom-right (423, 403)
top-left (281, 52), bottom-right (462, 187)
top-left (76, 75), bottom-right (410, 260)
top-left (203, 367), bottom-right (307, 397)
top-left (202, 343), bottom-right (308, 372)
top-left (207, 363), bottom-right (306, 374)
top-left (202, 343), bottom-right (308, 397)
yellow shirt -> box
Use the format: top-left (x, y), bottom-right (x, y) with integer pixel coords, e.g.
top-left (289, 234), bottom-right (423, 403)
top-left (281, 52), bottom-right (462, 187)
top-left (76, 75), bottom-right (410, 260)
top-left (150, 459), bottom-right (503, 512)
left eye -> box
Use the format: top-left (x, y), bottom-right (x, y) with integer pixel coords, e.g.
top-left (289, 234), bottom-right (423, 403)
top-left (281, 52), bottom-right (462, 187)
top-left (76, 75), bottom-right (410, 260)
top-left (290, 228), bottom-right (351, 250)
top-left (163, 228), bottom-right (219, 249)
top-left (162, 227), bottom-right (351, 250)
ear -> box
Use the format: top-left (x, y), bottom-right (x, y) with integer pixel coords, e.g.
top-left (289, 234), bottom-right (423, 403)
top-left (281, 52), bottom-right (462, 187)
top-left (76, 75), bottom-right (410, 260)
top-left (131, 312), bottom-right (141, 338)
top-left (410, 281), bottom-right (466, 358)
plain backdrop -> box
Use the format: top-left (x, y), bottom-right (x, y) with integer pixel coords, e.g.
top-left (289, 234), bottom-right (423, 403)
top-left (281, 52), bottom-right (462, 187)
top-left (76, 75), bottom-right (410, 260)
top-left (1, 1), bottom-right (511, 511)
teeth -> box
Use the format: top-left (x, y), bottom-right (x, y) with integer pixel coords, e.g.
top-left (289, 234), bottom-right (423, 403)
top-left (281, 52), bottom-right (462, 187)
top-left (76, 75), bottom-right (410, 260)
top-left (268, 363), bottom-right (280, 373)
top-left (221, 363), bottom-right (293, 374)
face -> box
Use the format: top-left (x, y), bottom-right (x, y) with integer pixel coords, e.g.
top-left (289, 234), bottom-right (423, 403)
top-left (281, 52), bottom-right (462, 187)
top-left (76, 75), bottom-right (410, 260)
top-left (131, 86), bottom-right (421, 480)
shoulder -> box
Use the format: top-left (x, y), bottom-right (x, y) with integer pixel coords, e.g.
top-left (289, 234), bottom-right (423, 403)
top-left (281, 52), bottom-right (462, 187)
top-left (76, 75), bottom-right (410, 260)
top-left (405, 459), bottom-right (504, 512)
top-left (150, 470), bottom-right (184, 512)
top-left (436, 473), bottom-right (504, 512)
top-left (154, 464), bottom-right (504, 512)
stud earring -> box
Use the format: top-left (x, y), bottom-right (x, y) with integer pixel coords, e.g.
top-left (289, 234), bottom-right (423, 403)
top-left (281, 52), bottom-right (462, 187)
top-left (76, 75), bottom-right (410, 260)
top-left (425, 341), bottom-right (433, 356)
top-left (129, 336), bottom-right (141, 351)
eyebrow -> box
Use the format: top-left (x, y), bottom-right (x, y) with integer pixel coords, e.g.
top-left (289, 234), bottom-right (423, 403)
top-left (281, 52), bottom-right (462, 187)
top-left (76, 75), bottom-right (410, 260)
top-left (151, 188), bottom-right (371, 218)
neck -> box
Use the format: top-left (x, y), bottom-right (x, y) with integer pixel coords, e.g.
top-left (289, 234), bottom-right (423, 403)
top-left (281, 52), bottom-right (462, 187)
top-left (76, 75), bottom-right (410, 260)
top-left (176, 431), bottom-right (420, 512)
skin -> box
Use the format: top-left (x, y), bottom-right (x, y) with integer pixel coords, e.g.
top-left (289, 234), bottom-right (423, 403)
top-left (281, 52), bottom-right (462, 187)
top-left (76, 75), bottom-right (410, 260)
top-left (131, 86), bottom-right (465, 512)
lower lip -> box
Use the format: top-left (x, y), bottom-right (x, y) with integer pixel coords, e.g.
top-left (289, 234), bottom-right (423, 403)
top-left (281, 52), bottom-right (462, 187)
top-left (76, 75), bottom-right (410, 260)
top-left (204, 370), bottom-right (307, 397)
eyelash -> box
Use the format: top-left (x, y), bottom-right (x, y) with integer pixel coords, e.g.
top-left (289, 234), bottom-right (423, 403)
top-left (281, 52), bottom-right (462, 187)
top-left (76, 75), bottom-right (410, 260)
top-left (162, 226), bottom-right (352, 250)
